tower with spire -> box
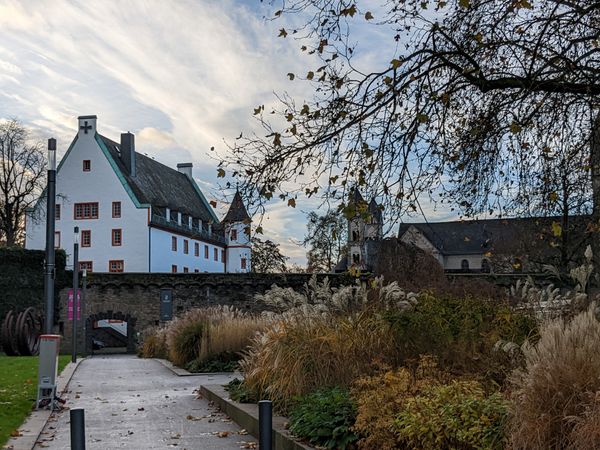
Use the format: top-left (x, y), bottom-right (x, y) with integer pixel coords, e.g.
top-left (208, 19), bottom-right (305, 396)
top-left (222, 191), bottom-right (252, 273)
top-left (346, 188), bottom-right (383, 270)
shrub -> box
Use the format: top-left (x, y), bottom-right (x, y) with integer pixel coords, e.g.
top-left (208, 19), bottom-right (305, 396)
top-left (352, 356), bottom-right (449, 450)
top-left (289, 387), bottom-right (357, 450)
top-left (508, 303), bottom-right (600, 449)
top-left (185, 353), bottom-right (240, 373)
top-left (394, 380), bottom-right (508, 450)
top-left (385, 293), bottom-right (537, 383)
top-left (159, 306), bottom-right (269, 368)
top-left (225, 378), bottom-right (257, 403)
top-left (168, 319), bottom-right (204, 367)
top-left (240, 312), bottom-right (395, 409)
top-left (138, 327), bottom-right (168, 359)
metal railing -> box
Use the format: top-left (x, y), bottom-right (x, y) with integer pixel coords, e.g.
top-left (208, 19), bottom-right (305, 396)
top-left (150, 214), bottom-right (226, 245)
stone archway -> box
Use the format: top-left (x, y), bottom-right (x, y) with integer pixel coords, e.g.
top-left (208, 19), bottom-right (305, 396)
top-left (85, 311), bottom-right (137, 354)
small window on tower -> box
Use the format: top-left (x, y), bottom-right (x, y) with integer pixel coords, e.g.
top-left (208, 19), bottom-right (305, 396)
top-left (352, 230), bottom-right (359, 241)
top-left (83, 160), bottom-right (91, 171)
top-left (55, 204), bottom-right (61, 220)
top-left (231, 229), bottom-right (237, 241)
top-left (352, 253), bottom-right (360, 264)
top-left (241, 258), bottom-right (247, 270)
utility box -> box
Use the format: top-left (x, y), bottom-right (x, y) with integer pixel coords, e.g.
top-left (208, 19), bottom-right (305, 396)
top-left (160, 289), bottom-right (173, 321)
top-left (36, 334), bottom-right (61, 409)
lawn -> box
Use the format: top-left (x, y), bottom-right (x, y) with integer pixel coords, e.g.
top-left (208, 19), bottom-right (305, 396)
top-left (0, 354), bottom-right (70, 446)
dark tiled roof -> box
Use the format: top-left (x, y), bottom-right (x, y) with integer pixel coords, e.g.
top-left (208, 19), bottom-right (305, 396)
top-left (350, 188), bottom-right (365, 205)
top-left (98, 135), bottom-right (217, 223)
top-left (398, 216), bottom-right (592, 256)
top-left (222, 191), bottom-right (250, 223)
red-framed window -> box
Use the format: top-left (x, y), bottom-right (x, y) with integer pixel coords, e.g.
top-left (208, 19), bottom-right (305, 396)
top-left (241, 258), bottom-right (247, 270)
top-left (111, 229), bottom-right (122, 246)
top-left (231, 229), bottom-right (237, 241)
top-left (171, 265), bottom-right (177, 273)
top-left (183, 267), bottom-right (189, 273)
top-left (83, 160), bottom-right (91, 171)
top-left (74, 202), bottom-right (98, 219)
top-left (194, 242), bottom-right (199, 257)
top-left (204, 245), bottom-right (209, 259)
top-left (109, 260), bottom-right (124, 272)
top-left (213, 248), bottom-right (218, 261)
top-left (221, 250), bottom-right (225, 262)
top-left (54, 231), bottom-right (60, 249)
top-left (112, 201), bottom-right (121, 218)
top-left (184, 240), bottom-right (189, 254)
top-left (171, 236), bottom-right (177, 251)
top-left (55, 204), bottom-right (61, 220)
top-left (79, 261), bottom-right (93, 272)
top-left (81, 230), bottom-right (91, 247)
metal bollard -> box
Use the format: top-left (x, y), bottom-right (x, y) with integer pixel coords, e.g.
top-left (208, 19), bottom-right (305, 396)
top-left (258, 400), bottom-right (272, 450)
top-left (70, 408), bottom-right (86, 450)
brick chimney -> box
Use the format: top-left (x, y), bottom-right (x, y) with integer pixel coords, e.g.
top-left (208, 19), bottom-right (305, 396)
top-left (120, 132), bottom-right (136, 176)
top-left (177, 163), bottom-right (193, 179)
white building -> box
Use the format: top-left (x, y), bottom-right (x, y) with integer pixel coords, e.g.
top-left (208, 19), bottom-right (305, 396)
top-left (25, 115), bottom-right (252, 274)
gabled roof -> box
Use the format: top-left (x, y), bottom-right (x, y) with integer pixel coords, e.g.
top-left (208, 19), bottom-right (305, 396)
top-left (349, 188), bottom-right (365, 205)
top-left (97, 134), bottom-right (218, 223)
top-left (222, 191), bottom-right (250, 223)
top-left (398, 216), bottom-right (592, 256)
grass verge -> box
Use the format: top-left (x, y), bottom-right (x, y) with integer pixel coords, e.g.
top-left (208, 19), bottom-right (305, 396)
top-left (0, 354), bottom-right (70, 446)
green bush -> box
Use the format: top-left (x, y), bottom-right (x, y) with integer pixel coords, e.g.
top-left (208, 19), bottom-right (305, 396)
top-left (394, 380), bottom-right (508, 450)
top-left (289, 387), bottom-right (358, 450)
top-left (385, 293), bottom-right (537, 383)
top-left (186, 353), bottom-right (240, 373)
top-left (225, 378), bottom-right (257, 404)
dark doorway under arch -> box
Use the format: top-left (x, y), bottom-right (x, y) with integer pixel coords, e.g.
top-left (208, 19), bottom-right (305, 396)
top-left (85, 311), bottom-right (137, 354)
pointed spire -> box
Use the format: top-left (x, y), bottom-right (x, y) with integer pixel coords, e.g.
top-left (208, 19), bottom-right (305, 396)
top-left (349, 187), bottom-right (365, 205)
top-left (223, 191), bottom-right (251, 223)
top-left (368, 198), bottom-right (382, 222)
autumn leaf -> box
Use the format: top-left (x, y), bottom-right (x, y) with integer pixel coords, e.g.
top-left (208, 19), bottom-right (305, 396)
top-left (416, 113), bottom-right (429, 123)
top-left (551, 221), bottom-right (562, 237)
top-left (272, 133), bottom-right (281, 146)
top-left (287, 73), bottom-right (295, 81)
top-left (340, 5), bottom-right (357, 17)
top-left (365, 11), bottom-right (374, 20)
top-left (209, 200), bottom-right (217, 208)
top-left (548, 191), bottom-right (558, 202)
top-left (217, 168), bottom-right (225, 178)
top-left (278, 28), bottom-right (288, 38)
top-left (255, 226), bottom-right (263, 234)
top-left (306, 71), bottom-right (314, 80)
top-left (253, 105), bottom-right (263, 115)
top-left (300, 104), bottom-right (310, 115)
top-left (510, 122), bottom-right (522, 134)
top-left (288, 198), bottom-right (296, 208)
top-left (391, 58), bottom-right (402, 69)
top-left (459, 0), bottom-right (470, 7)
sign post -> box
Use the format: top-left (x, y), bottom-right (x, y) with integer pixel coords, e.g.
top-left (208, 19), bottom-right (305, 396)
top-left (71, 227), bottom-right (79, 363)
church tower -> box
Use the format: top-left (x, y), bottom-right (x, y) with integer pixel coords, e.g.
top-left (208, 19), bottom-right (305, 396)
top-left (223, 191), bottom-right (252, 273)
top-left (346, 189), bottom-right (383, 270)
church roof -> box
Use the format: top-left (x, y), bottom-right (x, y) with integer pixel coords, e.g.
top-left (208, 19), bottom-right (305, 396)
top-left (398, 216), bottom-right (592, 257)
top-left (98, 135), bottom-right (218, 223)
top-left (222, 191), bottom-right (250, 223)
top-left (349, 188), bottom-right (365, 205)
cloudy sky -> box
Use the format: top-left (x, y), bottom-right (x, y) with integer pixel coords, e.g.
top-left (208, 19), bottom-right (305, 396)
top-left (0, 0), bottom-right (454, 265)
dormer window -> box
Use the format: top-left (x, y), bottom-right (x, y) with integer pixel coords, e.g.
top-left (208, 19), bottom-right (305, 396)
top-left (83, 160), bottom-right (91, 171)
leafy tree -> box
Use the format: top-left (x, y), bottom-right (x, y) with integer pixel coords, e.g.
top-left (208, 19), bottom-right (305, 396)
top-left (220, 1), bottom-right (600, 248)
top-left (304, 211), bottom-right (347, 272)
top-left (0, 119), bottom-right (45, 247)
top-left (251, 236), bottom-right (289, 273)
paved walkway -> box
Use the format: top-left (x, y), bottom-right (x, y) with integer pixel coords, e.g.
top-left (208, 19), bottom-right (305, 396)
top-left (34, 355), bottom-right (256, 449)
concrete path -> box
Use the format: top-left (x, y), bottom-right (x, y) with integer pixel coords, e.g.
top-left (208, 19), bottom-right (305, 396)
top-left (33, 355), bottom-right (256, 449)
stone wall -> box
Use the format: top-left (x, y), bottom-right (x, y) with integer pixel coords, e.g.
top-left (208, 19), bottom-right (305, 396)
top-left (58, 272), bottom-right (352, 353)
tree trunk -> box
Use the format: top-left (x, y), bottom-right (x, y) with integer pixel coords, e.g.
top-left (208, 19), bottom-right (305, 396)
top-left (590, 113), bottom-right (600, 266)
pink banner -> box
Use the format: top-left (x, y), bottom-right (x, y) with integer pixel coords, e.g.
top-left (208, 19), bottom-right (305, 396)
top-left (67, 289), bottom-right (81, 321)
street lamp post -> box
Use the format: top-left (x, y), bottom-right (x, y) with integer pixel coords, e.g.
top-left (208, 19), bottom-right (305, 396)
top-left (43, 138), bottom-right (57, 334)
top-left (71, 226), bottom-right (79, 363)
top-left (81, 269), bottom-right (87, 357)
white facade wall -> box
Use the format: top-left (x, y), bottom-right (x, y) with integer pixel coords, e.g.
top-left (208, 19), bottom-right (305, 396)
top-left (149, 227), bottom-right (225, 273)
top-left (443, 254), bottom-right (488, 271)
top-left (25, 117), bottom-right (149, 272)
top-left (224, 222), bottom-right (251, 273)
